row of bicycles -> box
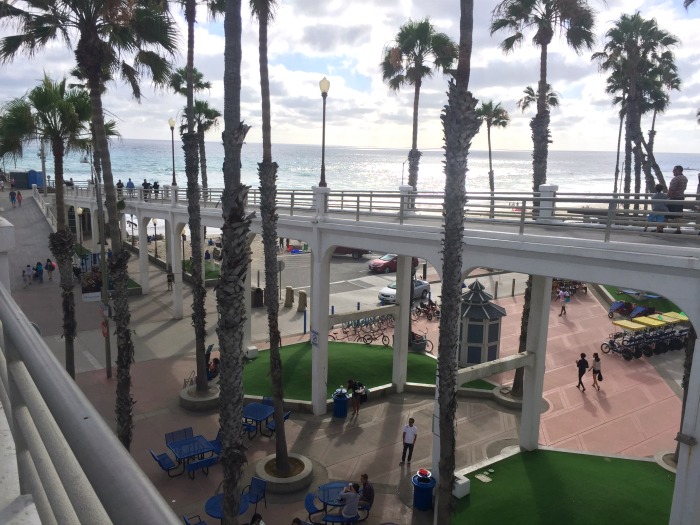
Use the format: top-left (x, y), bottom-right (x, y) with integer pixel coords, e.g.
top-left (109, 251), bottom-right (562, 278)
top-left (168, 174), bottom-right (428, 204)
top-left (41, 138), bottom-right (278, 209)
top-left (601, 325), bottom-right (689, 361)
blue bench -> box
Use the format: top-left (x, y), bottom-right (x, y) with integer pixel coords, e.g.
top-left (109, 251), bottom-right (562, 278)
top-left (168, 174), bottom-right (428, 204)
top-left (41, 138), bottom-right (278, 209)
top-left (322, 514), bottom-right (359, 524)
top-left (149, 449), bottom-right (182, 477)
top-left (243, 421), bottom-right (258, 439)
top-left (263, 410), bottom-right (291, 437)
top-left (186, 455), bottom-right (219, 479)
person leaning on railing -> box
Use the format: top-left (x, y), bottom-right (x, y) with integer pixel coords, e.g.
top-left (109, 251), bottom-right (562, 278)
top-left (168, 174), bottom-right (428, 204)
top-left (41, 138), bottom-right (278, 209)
top-left (667, 165), bottom-right (688, 234)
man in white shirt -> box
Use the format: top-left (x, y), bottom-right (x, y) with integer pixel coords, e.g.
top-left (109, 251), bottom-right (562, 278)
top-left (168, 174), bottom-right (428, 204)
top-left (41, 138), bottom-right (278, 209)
top-left (399, 418), bottom-right (418, 465)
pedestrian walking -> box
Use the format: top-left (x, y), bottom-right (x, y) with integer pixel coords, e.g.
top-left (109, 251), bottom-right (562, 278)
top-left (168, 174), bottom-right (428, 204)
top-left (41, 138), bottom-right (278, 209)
top-left (16, 191), bottom-right (22, 206)
top-left (166, 269), bottom-right (174, 291)
top-left (9, 190), bottom-right (17, 208)
top-left (25, 265), bottom-right (33, 285)
top-left (399, 418), bottom-right (418, 465)
top-left (35, 261), bottom-right (44, 283)
top-left (46, 259), bottom-right (55, 281)
top-left (22, 270), bottom-right (29, 288)
top-left (558, 289), bottom-right (570, 316)
top-left (576, 353), bottom-right (589, 392)
top-left (591, 352), bottom-right (602, 391)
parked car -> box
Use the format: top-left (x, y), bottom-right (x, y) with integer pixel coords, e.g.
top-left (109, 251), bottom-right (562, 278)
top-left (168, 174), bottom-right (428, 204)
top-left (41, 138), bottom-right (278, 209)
top-left (378, 279), bottom-right (431, 304)
top-left (368, 253), bottom-right (419, 273)
top-left (333, 246), bottom-right (371, 259)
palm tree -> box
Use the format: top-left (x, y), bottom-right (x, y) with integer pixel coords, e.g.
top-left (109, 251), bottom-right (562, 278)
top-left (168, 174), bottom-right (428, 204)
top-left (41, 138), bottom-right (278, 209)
top-left (0, 0), bottom-right (177, 450)
top-left (191, 99), bottom-right (221, 200)
top-left (685, 0), bottom-right (696, 7)
top-left (492, 0), bottom-right (595, 399)
top-left (381, 18), bottom-right (457, 191)
top-left (516, 84), bottom-right (560, 113)
top-left (436, 0), bottom-right (481, 521)
top-left (218, 0), bottom-right (251, 521)
top-left (0, 76), bottom-right (90, 378)
top-left (593, 13), bottom-right (679, 198)
top-left (249, 0), bottom-right (290, 475)
top-left (475, 100), bottom-right (509, 217)
top-left (491, 0), bottom-right (595, 193)
top-left (169, 66), bottom-right (212, 95)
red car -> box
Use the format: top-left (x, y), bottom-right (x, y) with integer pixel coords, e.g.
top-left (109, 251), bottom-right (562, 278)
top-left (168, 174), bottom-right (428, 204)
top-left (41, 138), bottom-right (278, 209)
top-left (368, 253), bottom-right (419, 273)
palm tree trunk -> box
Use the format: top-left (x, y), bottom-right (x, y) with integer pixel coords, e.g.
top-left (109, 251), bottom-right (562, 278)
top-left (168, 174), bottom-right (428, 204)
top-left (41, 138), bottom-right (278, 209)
top-left (407, 80), bottom-right (422, 190)
top-left (487, 124), bottom-right (495, 218)
top-left (87, 75), bottom-right (137, 449)
top-left (509, 275), bottom-right (532, 397)
top-left (613, 111), bottom-right (624, 194)
top-left (219, 1), bottom-right (250, 521)
top-left (436, 2), bottom-right (478, 521)
top-left (674, 326), bottom-right (695, 464)
top-left (532, 43), bottom-right (550, 193)
top-left (256, 1), bottom-right (290, 474)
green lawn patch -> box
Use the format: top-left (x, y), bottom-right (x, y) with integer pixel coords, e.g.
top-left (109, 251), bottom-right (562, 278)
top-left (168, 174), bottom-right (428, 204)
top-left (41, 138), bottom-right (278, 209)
top-left (456, 450), bottom-right (674, 524)
top-left (460, 379), bottom-right (495, 390)
top-left (243, 342), bottom-right (437, 400)
top-left (182, 260), bottom-right (220, 280)
top-left (604, 285), bottom-right (680, 314)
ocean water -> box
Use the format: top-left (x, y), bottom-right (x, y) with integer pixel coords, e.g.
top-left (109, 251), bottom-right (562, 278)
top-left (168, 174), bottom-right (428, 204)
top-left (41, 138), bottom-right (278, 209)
top-left (6, 139), bottom-right (700, 194)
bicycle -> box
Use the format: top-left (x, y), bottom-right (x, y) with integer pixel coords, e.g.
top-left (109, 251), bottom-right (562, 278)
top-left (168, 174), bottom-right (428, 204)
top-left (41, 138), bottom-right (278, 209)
top-left (411, 328), bottom-right (434, 354)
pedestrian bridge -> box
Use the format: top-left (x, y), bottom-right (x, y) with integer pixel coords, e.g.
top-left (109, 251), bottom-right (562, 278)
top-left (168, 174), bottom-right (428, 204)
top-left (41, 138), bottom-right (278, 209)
top-left (22, 183), bottom-right (700, 524)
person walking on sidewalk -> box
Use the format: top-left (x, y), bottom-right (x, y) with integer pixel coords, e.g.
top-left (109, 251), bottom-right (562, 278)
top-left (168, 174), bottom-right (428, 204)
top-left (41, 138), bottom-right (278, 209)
top-left (16, 191), bottom-right (22, 206)
top-left (591, 352), bottom-right (602, 391)
top-left (399, 418), bottom-right (418, 465)
top-left (558, 289), bottom-right (570, 316)
top-left (576, 353), bottom-right (589, 392)
top-left (9, 190), bottom-right (16, 208)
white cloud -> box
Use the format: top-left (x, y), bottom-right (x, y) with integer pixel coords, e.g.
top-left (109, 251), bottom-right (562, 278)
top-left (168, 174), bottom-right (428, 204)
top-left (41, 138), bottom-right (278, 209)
top-left (0, 1), bottom-right (698, 153)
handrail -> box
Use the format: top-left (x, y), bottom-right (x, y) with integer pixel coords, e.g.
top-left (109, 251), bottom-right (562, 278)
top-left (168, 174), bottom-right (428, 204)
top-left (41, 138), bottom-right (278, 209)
top-left (0, 284), bottom-right (179, 524)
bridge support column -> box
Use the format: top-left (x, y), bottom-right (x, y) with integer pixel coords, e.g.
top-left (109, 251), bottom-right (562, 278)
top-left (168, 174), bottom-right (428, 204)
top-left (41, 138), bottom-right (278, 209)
top-left (392, 256), bottom-right (412, 392)
top-left (670, 335), bottom-right (700, 525)
top-left (309, 248), bottom-right (331, 415)
top-left (520, 275), bottom-right (552, 450)
top-left (0, 217), bottom-right (15, 289)
top-left (169, 220), bottom-right (183, 319)
top-left (164, 221), bottom-right (172, 270)
top-left (138, 214), bottom-right (150, 295)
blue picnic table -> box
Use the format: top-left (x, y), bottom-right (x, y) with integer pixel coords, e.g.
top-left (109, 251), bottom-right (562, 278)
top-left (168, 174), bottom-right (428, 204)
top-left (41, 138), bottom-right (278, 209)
top-left (205, 492), bottom-right (249, 520)
top-left (243, 402), bottom-right (275, 435)
top-left (167, 435), bottom-right (214, 463)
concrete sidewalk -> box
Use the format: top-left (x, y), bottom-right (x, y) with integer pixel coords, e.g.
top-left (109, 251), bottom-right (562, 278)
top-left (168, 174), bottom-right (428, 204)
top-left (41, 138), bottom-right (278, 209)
top-left (6, 196), bottom-right (683, 524)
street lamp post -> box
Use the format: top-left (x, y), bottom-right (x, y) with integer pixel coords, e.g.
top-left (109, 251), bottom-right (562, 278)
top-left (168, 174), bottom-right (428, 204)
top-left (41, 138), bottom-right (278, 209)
top-left (168, 117), bottom-right (177, 186)
top-left (152, 218), bottom-right (158, 259)
top-left (181, 232), bottom-right (186, 261)
top-left (319, 77), bottom-right (330, 187)
top-left (76, 207), bottom-right (84, 248)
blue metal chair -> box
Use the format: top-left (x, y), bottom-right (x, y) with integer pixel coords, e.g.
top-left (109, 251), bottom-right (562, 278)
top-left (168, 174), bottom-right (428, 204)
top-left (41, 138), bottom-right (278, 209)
top-left (304, 493), bottom-right (323, 524)
top-left (241, 476), bottom-right (267, 513)
top-left (208, 430), bottom-right (222, 455)
top-left (242, 421), bottom-right (258, 439)
top-left (263, 410), bottom-right (291, 437)
top-left (149, 449), bottom-right (182, 477)
top-left (262, 396), bottom-right (274, 406)
top-left (165, 426), bottom-right (194, 445)
top-left (183, 514), bottom-right (207, 525)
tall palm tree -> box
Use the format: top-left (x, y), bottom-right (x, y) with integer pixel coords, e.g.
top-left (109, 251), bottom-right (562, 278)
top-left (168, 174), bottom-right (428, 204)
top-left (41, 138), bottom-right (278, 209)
top-left (218, 0), bottom-right (251, 521)
top-left (475, 100), bottom-right (509, 217)
top-left (169, 66), bottom-right (212, 95)
top-left (593, 13), bottom-right (678, 198)
top-left (0, 0), bottom-right (177, 450)
top-left (0, 76), bottom-right (90, 378)
top-left (492, 0), bottom-right (595, 399)
top-left (250, 0), bottom-right (290, 474)
top-left (191, 99), bottom-right (221, 198)
top-left (437, 1), bottom-right (481, 521)
top-left (516, 84), bottom-right (560, 113)
top-left (381, 18), bottom-right (457, 191)
top-left (491, 0), bottom-right (595, 193)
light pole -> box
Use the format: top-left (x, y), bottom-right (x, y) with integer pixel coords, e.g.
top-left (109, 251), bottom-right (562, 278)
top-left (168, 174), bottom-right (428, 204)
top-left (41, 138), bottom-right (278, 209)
top-left (181, 232), bottom-right (186, 261)
top-left (76, 207), bottom-right (84, 248)
top-left (168, 117), bottom-right (177, 186)
top-left (152, 218), bottom-right (158, 259)
top-left (319, 77), bottom-right (330, 187)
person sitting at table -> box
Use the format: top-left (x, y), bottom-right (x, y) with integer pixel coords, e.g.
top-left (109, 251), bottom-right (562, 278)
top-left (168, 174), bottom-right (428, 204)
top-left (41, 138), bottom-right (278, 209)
top-left (329, 482), bottom-right (360, 519)
top-left (207, 358), bottom-right (220, 381)
top-left (358, 473), bottom-right (374, 509)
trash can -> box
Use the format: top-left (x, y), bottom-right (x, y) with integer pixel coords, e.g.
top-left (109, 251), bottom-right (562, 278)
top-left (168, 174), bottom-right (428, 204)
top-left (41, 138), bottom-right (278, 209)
top-left (251, 287), bottom-right (264, 308)
top-left (412, 470), bottom-right (436, 511)
top-left (332, 388), bottom-right (348, 418)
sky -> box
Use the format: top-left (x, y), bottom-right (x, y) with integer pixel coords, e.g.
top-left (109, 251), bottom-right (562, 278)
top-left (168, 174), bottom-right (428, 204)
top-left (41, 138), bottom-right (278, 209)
top-left (0, 0), bottom-right (699, 153)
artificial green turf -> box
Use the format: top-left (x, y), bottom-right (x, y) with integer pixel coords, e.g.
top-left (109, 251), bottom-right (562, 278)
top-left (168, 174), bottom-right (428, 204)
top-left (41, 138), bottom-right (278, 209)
top-left (182, 260), bottom-right (220, 280)
top-left (460, 378), bottom-right (496, 390)
top-left (242, 342), bottom-right (438, 399)
top-left (604, 285), bottom-right (680, 315)
top-left (455, 450), bottom-right (674, 524)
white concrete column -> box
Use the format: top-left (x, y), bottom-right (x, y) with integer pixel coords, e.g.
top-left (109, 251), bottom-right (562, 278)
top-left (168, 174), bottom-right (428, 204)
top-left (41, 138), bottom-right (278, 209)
top-left (309, 248), bottom-right (331, 415)
top-left (670, 334), bottom-right (700, 525)
top-left (520, 275), bottom-right (552, 450)
top-left (169, 220), bottom-right (183, 319)
top-left (0, 217), bottom-right (15, 290)
top-left (165, 221), bottom-right (172, 269)
top-left (392, 255), bottom-right (412, 392)
top-left (119, 214), bottom-right (127, 244)
top-left (537, 184), bottom-right (558, 219)
top-left (138, 214), bottom-right (150, 294)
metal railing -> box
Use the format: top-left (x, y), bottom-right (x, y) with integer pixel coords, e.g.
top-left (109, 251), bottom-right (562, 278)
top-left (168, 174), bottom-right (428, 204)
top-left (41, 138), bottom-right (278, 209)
top-left (0, 283), bottom-right (179, 524)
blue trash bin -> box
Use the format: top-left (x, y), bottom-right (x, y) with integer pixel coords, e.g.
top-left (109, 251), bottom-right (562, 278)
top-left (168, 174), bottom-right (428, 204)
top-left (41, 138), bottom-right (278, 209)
top-left (412, 474), bottom-right (436, 511)
top-left (332, 388), bottom-right (348, 418)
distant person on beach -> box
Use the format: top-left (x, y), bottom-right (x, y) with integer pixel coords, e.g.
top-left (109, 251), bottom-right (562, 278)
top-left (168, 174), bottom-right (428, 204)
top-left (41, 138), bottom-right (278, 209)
top-left (645, 184), bottom-right (668, 233)
top-left (16, 191), bottom-right (22, 206)
top-left (153, 180), bottom-right (159, 197)
top-left (576, 353), bottom-right (589, 392)
top-left (142, 179), bottom-right (150, 201)
top-left (591, 352), bottom-right (602, 391)
top-left (9, 190), bottom-right (16, 208)
top-left (667, 165), bottom-right (687, 234)
top-left (126, 178), bottom-right (135, 197)
top-left (116, 179), bottom-right (124, 198)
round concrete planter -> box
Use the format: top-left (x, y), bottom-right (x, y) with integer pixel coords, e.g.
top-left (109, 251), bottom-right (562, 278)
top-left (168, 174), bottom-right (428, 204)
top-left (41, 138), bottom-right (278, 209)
top-left (179, 384), bottom-right (220, 411)
top-left (254, 453), bottom-right (314, 494)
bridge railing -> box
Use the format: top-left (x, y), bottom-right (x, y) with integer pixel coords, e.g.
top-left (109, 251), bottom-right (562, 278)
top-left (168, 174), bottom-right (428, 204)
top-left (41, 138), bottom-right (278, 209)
top-left (0, 275), bottom-right (179, 524)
